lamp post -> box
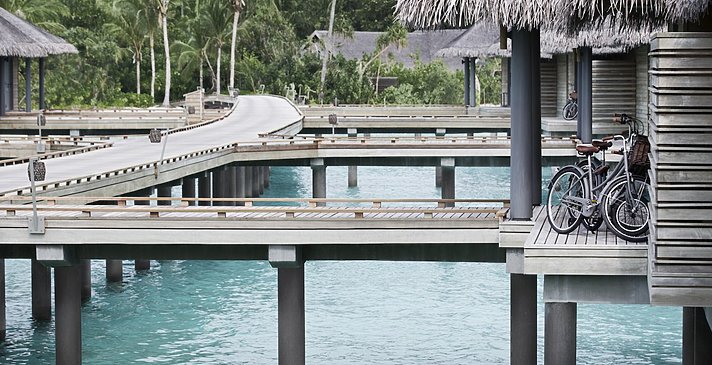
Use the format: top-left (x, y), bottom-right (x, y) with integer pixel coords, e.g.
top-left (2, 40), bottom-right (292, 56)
top-left (36, 110), bottom-right (46, 153)
top-left (27, 157), bottom-right (46, 234)
top-left (149, 128), bottom-right (169, 177)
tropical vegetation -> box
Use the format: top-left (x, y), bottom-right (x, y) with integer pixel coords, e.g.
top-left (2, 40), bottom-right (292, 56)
top-left (1, 0), bottom-right (502, 108)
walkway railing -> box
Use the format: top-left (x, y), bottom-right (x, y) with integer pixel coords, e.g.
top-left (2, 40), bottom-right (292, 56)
top-left (0, 197), bottom-right (510, 220)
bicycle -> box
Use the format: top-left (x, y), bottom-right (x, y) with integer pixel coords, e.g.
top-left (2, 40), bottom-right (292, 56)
top-left (546, 114), bottom-right (650, 242)
top-left (563, 91), bottom-right (578, 120)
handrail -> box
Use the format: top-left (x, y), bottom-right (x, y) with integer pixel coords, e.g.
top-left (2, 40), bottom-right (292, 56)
top-left (0, 200), bottom-right (509, 220)
top-left (0, 196), bottom-right (510, 206)
top-left (0, 142), bottom-right (114, 167)
top-left (0, 134), bottom-right (577, 198)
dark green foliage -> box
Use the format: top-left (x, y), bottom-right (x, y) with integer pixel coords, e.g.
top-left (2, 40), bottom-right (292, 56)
top-left (8, 0), bottom-right (485, 108)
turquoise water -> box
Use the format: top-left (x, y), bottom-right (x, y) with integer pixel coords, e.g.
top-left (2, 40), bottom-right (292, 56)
top-left (1, 166), bottom-right (681, 364)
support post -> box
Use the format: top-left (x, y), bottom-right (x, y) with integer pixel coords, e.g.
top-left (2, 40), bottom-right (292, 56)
top-left (347, 129), bottom-right (358, 187)
top-left (157, 183), bottom-right (172, 206)
top-left (278, 267), bottom-right (305, 365)
top-left (252, 166), bottom-right (260, 197)
top-left (311, 158), bottom-right (326, 206)
top-left (510, 29), bottom-right (534, 220)
top-left (106, 260), bottom-right (122, 283)
top-left (32, 258), bottom-right (51, 320)
top-left (348, 166), bottom-right (358, 187)
top-left (244, 166), bottom-right (253, 198)
top-left (198, 173), bottom-right (211, 206)
top-left (226, 166), bottom-right (237, 206)
top-left (683, 307), bottom-right (712, 365)
top-left (263, 166), bottom-right (270, 188)
top-left (545, 302), bottom-right (577, 365)
top-left (182, 176), bottom-right (197, 206)
top-left (441, 158), bottom-right (455, 207)
top-left (530, 29), bottom-right (542, 206)
top-left (257, 166), bottom-right (264, 195)
top-left (435, 129), bottom-right (446, 187)
top-left (80, 260), bottom-right (91, 302)
top-left (464, 57), bottom-right (471, 106)
top-left (577, 47), bottom-right (593, 143)
top-left (236, 166), bottom-right (246, 206)
top-left (39, 58), bottom-right (45, 110)
top-left (0, 260), bottom-right (4, 343)
top-left (469, 57), bottom-right (477, 106)
top-left (511, 274), bottom-right (537, 365)
top-left (55, 264), bottom-right (82, 365)
top-left (25, 58), bottom-right (30, 112)
top-left (212, 168), bottom-right (225, 206)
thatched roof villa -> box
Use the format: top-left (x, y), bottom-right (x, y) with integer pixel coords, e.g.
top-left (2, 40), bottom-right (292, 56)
top-left (396, 0), bottom-right (712, 363)
top-left (0, 6), bottom-right (77, 115)
top-left (307, 29), bottom-right (467, 71)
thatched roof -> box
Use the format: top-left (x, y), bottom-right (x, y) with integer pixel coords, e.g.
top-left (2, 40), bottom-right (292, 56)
top-left (309, 29), bottom-right (467, 71)
top-left (0, 7), bottom-right (77, 57)
top-left (395, 0), bottom-right (710, 32)
top-left (437, 21), bottom-right (660, 58)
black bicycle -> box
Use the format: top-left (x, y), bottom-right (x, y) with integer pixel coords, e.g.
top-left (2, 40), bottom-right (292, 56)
top-left (563, 91), bottom-right (578, 120)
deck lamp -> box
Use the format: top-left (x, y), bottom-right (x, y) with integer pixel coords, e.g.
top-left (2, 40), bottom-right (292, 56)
top-left (36, 110), bottom-right (46, 153)
top-left (328, 113), bottom-right (338, 135)
top-left (27, 157), bottom-right (46, 234)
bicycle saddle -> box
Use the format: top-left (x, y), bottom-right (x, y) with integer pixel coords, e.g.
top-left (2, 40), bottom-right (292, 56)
top-left (576, 144), bottom-right (599, 155)
top-left (592, 139), bottom-right (612, 150)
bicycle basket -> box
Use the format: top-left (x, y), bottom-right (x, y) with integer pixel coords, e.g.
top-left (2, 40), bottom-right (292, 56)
top-left (628, 135), bottom-right (650, 177)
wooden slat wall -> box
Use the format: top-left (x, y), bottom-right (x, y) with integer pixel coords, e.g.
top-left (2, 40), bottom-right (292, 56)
top-left (592, 58), bottom-right (636, 124)
top-left (649, 32), bottom-right (712, 306)
top-left (540, 60), bottom-right (557, 117)
top-left (635, 46), bottom-right (650, 123)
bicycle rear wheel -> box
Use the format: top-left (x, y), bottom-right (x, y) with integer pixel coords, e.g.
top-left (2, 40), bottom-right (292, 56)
top-left (600, 175), bottom-right (650, 242)
top-left (546, 166), bottom-right (586, 234)
top-left (563, 102), bottom-right (578, 120)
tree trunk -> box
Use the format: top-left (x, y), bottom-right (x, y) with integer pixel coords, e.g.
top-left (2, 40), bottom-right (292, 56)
top-left (216, 46), bottom-right (221, 95)
top-left (161, 8), bottom-right (171, 107)
top-left (319, 0), bottom-right (337, 101)
top-left (136, 57), bottom-right (141, 94)
top-left (229, 11), bottom-right (240, 90)
top-left (199, 58), bottom-right (204, 90)
top-left (150, 35), bottom-right (156, 99)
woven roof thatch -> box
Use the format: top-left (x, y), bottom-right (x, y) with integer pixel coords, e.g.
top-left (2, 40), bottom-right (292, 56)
top-left (0, 7), bottom-right (77, 57)
top-left (309, 29), bottom-right (467, 70)
top-left (436, 21), bottom-right (660, 58)
top-left (395, 0), bottom-right (710, 32)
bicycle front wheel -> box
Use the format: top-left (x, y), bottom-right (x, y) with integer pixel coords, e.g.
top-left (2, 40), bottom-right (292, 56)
top-left (601, 175), bottom-right (651, 242)
top-left (547, 166), bottom-right (586, 234)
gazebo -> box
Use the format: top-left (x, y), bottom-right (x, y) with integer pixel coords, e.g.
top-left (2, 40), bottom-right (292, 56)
top-left (0, 6), bottom-right (77, 116)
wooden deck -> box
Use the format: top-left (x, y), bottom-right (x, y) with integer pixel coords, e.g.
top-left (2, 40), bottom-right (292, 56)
top-left (520, 206), bottom-right (648, 275)
top-left (525, 206), bottom-right (645, 247)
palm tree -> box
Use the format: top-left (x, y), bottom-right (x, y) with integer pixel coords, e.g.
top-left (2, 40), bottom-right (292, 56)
top-left (142, 0), bottom-right (159, 99)
top-left (173, 27), bottom-right (211, 90)
top-left (110, 0), bottom-right (147, 94)
top-left (0, 0), bottom-right (70, 32)
top-left (156, 0), bottom-right (170, 106)
top-left (200, 0), bottom-right (231, 95)
top-left (318, 0), bottom-right (336, 102)
top-left (228, 0), bottom-right (244, 91)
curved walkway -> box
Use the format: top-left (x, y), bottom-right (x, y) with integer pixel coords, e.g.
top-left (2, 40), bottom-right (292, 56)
top-left (0, 95), bottom-right (303, 195)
